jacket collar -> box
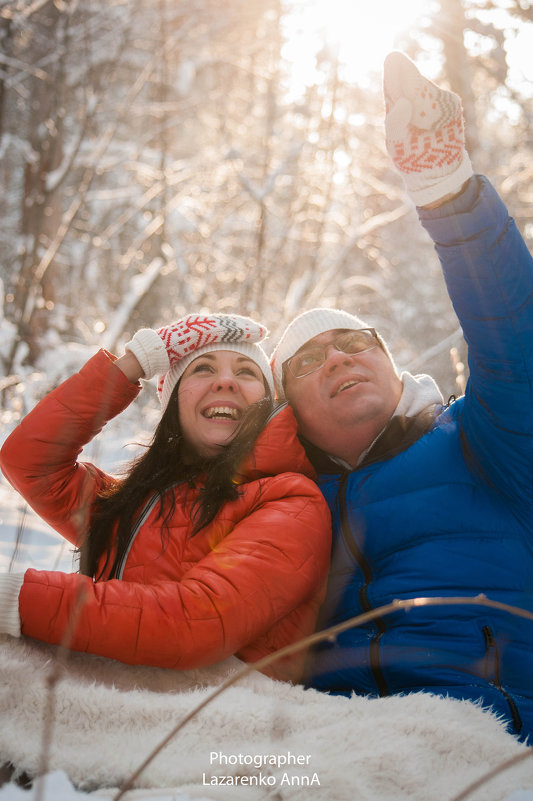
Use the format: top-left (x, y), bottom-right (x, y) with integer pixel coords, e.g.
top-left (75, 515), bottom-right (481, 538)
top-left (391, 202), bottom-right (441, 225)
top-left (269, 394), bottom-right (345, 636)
top-left (237, 403), bottom-right (317, 482)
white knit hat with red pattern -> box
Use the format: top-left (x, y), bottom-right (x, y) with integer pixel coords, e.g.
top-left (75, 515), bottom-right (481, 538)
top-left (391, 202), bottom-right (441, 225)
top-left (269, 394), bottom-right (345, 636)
top-left (126, 313), bottom-right (274, 409)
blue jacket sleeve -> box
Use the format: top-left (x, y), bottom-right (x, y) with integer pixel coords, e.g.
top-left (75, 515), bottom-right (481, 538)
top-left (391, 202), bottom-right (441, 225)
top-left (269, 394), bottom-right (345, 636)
top-left (418, 176), bottom-right (533, 508)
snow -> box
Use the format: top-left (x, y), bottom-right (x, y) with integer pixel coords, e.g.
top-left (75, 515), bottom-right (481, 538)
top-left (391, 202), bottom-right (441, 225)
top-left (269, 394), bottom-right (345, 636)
top-left (100, 259), bottom-right (167, 352)
top-left (0, 483), bottom-right (72, 574)
top-left (0, 280), bottom-right (17, 366)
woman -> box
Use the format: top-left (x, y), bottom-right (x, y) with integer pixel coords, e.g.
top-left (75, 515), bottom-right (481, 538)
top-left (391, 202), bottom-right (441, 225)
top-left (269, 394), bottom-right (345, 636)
top-left (0, 314), bottom-right (331, 682)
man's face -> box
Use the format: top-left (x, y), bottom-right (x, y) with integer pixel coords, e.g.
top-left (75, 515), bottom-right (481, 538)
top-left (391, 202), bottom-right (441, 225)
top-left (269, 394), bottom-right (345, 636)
top-left (283, 329), bottom-right (403, 460)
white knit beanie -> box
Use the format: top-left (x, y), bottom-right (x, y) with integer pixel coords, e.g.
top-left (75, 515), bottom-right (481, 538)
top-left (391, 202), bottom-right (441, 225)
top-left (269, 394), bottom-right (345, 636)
top-left (160, 340), bottom-right (274, 411)
top-left (271, 307), bottom-right (395, 398)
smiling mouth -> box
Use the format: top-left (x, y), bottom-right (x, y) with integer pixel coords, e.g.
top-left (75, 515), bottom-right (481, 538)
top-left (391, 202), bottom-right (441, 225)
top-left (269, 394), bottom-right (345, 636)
top-left (203, 406), bottom-right (241, 420)
top-left (332, 380), bottom-right (361, 398)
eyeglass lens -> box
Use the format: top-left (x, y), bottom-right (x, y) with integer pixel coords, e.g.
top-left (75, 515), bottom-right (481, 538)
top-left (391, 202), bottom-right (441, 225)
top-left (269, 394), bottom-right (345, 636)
top-left (289, 329), bottom-right (377, 377)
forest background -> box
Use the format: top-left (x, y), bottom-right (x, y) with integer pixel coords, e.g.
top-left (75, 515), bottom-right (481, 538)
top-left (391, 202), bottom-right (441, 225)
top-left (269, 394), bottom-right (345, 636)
top-left (0, 0), bottom-right (532, 426)
top-left (0, 5), bottom-right (532, 794)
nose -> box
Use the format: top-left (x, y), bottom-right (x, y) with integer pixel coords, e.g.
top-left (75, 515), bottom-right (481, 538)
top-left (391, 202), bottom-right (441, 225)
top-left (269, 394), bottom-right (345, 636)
top-left (323, 345), bottom-right (356, 374)
top-left (213, 371), bottom-right (237, 391)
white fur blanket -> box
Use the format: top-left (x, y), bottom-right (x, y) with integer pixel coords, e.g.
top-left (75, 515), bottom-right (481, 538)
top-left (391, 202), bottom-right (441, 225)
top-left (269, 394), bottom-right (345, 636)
top-left (1, 635), bottom-right (532, 801)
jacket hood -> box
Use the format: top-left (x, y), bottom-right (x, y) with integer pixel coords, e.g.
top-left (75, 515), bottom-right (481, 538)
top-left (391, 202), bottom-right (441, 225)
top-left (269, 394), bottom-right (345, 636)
top-left (395, 371), bottom-right (443, 418)
top-left (237, 403), bottom-right (316, 482)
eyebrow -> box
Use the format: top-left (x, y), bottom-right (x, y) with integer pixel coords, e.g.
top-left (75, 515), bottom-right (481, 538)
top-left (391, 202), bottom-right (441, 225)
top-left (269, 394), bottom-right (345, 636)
top-left (295, 329), bottom-right (350, 354)
top-left (196, 353), bottom-right (256, 364)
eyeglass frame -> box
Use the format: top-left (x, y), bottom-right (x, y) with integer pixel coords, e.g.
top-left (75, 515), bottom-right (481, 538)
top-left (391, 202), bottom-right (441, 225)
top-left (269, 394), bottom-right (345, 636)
top-left (282, 328), bottom-right (381, 381)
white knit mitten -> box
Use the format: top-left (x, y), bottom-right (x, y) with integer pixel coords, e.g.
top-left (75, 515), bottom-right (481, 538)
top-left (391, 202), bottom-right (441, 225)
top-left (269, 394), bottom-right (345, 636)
top-left (384, 51), bottom-right (473, 206)
top-left (124, 328), bottom-right (170, 380)
top-left (0, 573), bottom-right (25, 637)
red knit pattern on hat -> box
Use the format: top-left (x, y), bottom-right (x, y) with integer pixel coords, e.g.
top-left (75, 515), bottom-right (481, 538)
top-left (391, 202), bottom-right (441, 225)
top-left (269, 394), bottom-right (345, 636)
top-left (155, 314), bottom-right (267, 395)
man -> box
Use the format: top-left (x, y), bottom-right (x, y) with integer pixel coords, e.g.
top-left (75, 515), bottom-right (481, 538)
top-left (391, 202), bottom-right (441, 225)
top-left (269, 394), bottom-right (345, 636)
top-left (271, 52), bottom-right (533, 741)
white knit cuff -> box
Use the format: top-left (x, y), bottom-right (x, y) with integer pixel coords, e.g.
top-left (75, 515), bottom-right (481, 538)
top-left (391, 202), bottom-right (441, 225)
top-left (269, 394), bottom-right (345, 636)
top-left (125, 329), bottom-right (170, 380)
top-left (0, 573), bottom-right (25, 638)
top-left (406, 152), bottom-right (474, 207)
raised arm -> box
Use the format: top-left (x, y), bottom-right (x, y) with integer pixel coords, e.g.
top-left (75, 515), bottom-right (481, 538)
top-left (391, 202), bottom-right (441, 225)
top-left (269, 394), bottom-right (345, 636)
top-left (0, 319), bottom-right (179, 544)
top-left (0, 350), bottom-right (141, 546)
top-left (420, 178), bottom-right (533, 505)
top-left (383, 52), bottom-right (533, 507)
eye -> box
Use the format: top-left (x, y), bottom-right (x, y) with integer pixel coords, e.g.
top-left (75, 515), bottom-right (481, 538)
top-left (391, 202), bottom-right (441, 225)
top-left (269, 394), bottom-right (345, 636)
top-left (191, 361), bottom-right (214, 373)
top-left (338, 330), bottom-right (376, 353)
top-left (237, 365), bottom-right (262, 379)
top-left (295, 350), bottom-right (322, 369)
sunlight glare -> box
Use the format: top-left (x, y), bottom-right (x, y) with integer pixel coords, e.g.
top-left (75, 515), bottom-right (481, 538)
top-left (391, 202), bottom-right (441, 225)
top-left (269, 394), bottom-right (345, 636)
top-left (282, 0), bottom-right (435, 95)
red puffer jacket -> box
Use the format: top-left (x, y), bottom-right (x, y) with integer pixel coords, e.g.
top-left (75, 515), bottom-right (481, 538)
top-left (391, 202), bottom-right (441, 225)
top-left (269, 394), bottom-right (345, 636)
top-left (0, 351), bottom-right (331, 682)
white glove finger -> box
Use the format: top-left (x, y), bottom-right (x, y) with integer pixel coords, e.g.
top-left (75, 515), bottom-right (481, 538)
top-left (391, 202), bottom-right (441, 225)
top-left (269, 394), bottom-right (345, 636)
top-left (383, 50), bottom-right (409, 105)
top-left (385, 97), bottom-right (413, 142)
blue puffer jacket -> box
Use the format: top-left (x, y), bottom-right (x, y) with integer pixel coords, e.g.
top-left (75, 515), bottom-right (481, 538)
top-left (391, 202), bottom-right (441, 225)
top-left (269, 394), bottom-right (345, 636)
top-left (304, 176), bottom-right (533, 742)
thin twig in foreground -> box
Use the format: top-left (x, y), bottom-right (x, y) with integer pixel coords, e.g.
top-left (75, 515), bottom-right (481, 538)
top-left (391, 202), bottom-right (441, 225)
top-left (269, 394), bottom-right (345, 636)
top-left (113, 593), bottom-right (533, 801)
top-left (33, 583), bottom-right (90, 801)
top-left (8, 504), bottom-right (27, 573)
top-left (450, 749), bottom-right (533, 801)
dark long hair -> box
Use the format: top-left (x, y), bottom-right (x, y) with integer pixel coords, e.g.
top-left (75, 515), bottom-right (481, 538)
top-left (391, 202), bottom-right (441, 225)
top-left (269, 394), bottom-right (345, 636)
top-left (80, 379), bottom-right (273, 580)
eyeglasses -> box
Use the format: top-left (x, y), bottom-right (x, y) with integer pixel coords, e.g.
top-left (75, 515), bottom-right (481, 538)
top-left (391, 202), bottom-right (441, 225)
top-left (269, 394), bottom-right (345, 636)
top-left (284, 328), bottom-right (379, 379)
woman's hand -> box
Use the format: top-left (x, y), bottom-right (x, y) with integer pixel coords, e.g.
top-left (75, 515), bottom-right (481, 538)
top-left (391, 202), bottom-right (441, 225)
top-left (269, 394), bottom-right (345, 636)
top-left (115, 350), bottom-right (146, 383)
top-left (123, 328), bottom-right (171, 380)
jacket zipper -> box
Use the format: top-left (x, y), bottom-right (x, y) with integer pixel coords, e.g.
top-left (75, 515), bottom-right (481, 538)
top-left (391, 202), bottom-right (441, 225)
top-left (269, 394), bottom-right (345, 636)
top-left (115, 481), bottom-right (186, 580)
top-left (338, 472), bottom-right (389, 697)
top-left (482, 625), bottom-right (523, 734)
top-left (115, 492), bottom-right (161, 580)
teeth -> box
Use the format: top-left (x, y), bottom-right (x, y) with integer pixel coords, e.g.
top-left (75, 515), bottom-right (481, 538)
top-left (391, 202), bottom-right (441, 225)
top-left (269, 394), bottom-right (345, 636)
top-left (335, 380), bottom-right (358, 396)
top-left (204, 406), bottom-right (240, 420)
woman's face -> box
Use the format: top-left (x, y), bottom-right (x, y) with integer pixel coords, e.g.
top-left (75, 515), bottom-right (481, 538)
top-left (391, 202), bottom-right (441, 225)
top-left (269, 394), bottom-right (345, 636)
top-left (178, 350), bottom-right (267, 458)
